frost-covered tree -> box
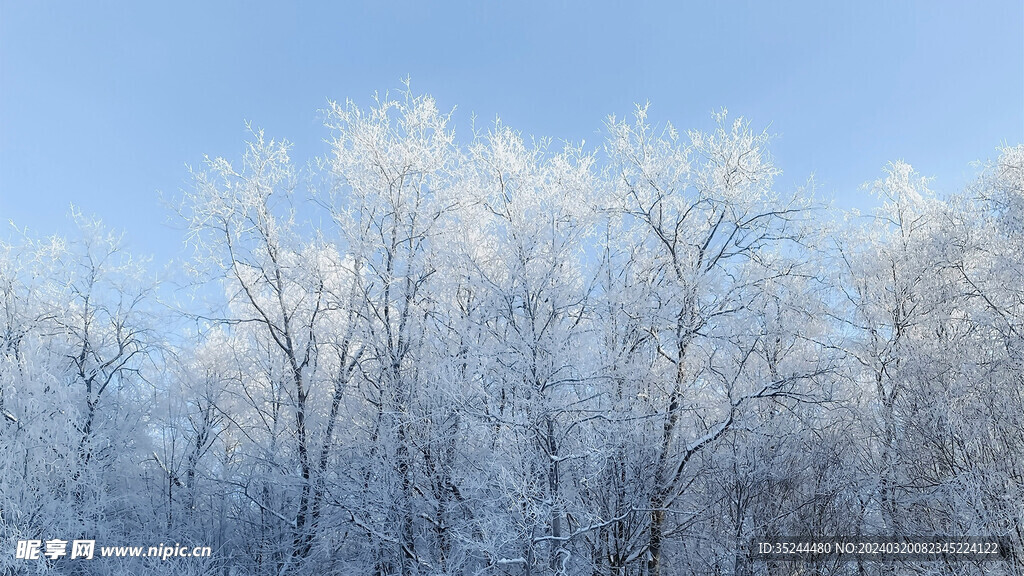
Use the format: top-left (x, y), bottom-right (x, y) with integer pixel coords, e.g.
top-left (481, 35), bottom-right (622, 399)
top-left (0, 214), bottom-right (158, 575)
top-left (320, 90), bottom-right (461, 576)
top-left (602, 107), bottom-right (827, 576)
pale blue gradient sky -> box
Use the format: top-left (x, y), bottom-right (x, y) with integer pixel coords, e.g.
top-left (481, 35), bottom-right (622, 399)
top-left (2, 1), bottom-right (1022, 263)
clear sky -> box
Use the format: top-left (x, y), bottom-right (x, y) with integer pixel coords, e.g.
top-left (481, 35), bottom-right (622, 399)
top-left (2, 1), bottom-right (1022, 264)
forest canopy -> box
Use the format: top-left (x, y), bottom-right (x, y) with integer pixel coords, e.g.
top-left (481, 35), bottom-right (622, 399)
top-left (2, 90), bottom-right (1023, 576)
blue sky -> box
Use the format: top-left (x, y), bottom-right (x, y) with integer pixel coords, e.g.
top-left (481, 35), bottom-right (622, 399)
top-left (1, 1), bottom-right (1022, 264)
